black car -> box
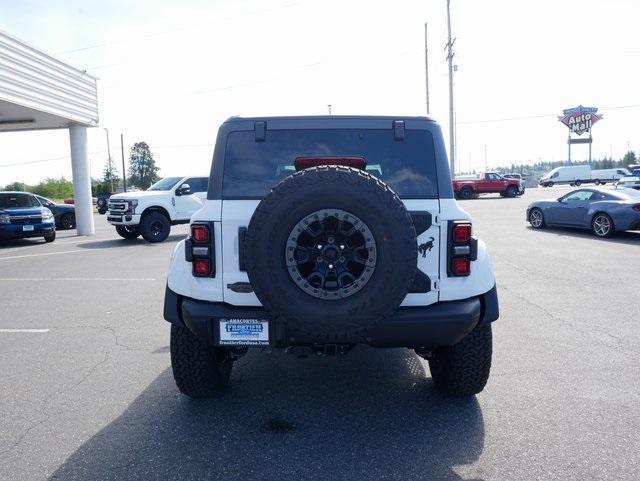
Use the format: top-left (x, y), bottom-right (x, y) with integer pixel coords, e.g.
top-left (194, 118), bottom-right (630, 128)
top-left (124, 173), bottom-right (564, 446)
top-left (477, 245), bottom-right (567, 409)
top-left (35, 195), bottom-right (76, 230)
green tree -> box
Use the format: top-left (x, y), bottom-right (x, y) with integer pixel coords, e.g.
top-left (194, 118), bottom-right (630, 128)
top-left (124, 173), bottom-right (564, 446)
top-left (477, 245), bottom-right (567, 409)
top-left (621, 151), bottom-right (637, 167)
top-left (128, 142), bottom-right (160, 189)
top-left (2, 181), bottom-right (30, 192)
top-left (31, 177), bottom-right (74, 200)
top-left (103, 158), bottom-right (120, 186)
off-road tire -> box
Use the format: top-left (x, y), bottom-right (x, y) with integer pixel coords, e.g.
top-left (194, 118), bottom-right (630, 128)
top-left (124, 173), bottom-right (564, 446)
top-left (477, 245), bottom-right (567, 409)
top-left (245, 165), bottom-right (418, 340)
top-left (505, 185), bottom-right (518, 198)
top-left (170, 324), bottom-right (232, 399)
top-left (140, 212), bottom-right (171, 242)
top-left (459, 187), bottom-right (474, 200)
top-left (428, 323), bottom-right (492, 397)
top-left (43, 231), bottom-right (56, 243)
top-left (116, 225), bottom-right (140, 240)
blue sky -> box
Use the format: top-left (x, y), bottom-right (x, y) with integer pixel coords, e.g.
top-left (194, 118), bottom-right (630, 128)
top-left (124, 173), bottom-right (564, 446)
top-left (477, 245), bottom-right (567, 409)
top-left (1, 0), bottom-right (639, 184)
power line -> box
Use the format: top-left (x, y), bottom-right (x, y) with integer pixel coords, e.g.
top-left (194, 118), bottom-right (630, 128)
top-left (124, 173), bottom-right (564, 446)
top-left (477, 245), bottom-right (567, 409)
top-left (0, 151), bottom-right (106, 168)
top-left (56, 2), bottom-right (301, 55)
top-left (458, 103), bottom-right (640, 125)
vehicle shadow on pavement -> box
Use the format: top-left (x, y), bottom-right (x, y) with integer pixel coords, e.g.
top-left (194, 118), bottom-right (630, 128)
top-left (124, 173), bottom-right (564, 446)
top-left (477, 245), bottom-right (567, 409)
top-left (49, 347), bottom-right (485, 481)
top-left (525, 225), bottom-right (640, 245)
top-left (0, 238), bottom-right (44, 249)
top-left (75, 234), bottom-right (187, 249)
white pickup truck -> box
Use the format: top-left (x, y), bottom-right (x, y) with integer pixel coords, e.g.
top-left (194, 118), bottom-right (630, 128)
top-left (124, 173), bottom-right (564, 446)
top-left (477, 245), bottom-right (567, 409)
top-left (107, 176), bottom-right (208, 242)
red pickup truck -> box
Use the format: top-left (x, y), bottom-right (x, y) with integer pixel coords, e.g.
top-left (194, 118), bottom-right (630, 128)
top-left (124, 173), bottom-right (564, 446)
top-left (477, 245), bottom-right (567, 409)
top-left (452, 172), bottom-right (524, 199)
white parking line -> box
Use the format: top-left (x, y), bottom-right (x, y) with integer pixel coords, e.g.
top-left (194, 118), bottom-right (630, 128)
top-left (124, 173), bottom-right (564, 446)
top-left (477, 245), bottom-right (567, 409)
top-left (0, 329), bottom-right (50, 333)
top-left (0, 249), bottom-right (88, 260)
top-left (0, 278), bottom-right (157, 281)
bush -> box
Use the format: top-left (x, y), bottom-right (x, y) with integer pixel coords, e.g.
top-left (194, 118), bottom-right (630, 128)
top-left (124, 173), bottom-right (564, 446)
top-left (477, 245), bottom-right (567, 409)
top-left (31, 177), bottom-right (74, 200)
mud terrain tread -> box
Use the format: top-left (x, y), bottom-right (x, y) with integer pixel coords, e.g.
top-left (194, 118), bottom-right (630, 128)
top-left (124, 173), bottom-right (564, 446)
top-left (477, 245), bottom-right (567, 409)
top-left (244, 166), bottom-right (417, 339)
top-left (428, 324), bottom-right (492, 396)
top-left (170, 324), bottom-right (232, 398)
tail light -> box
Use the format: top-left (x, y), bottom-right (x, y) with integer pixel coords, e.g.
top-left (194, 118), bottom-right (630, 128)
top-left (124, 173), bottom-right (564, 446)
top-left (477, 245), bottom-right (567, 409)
top-left (448, 221), bottom-right (476, 277)
top-left (451, 258), bottom-right (470, 276)
top-left (186, 223), bottom-right (215, 277)
top-left (633, 204), bottom-right (640, 212)
top-left (453, 223), bottom-right (472, 243)
top-left (294, 156), bottom-right (366, 171)
top-left (192, 258), bottom-right (211, 277)
top-left (191, 224), bottom-right (209, 243)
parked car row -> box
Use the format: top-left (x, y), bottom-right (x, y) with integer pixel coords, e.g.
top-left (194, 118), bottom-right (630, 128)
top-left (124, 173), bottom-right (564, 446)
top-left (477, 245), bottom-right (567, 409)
top-left (539, 165), bottom-right (631, 187)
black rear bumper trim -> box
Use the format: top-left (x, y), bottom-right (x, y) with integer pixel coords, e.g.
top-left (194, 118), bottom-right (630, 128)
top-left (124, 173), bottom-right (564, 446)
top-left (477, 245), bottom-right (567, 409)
top-left (163, 284), bottom-right (499, 348)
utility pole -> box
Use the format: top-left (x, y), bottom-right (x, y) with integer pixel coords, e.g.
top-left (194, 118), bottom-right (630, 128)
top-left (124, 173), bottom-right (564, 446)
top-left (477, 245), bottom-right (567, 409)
top-left (120, 133), bottom-right (127, 193)
top-left (104, 128), bottom-right (114, 193)
top-left (484, 144), bottom-right (488, 172)
top-left (424, 23), bottom-right (430, 115)
top-left (445, 0), bottom-right (456, 175)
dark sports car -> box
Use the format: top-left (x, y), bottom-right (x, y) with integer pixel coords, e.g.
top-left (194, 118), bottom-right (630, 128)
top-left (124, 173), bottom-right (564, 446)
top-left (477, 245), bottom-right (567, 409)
top-left (34, 195), bottom-right (76, 230)
top-left (526, 188), bottom-right (640, 238)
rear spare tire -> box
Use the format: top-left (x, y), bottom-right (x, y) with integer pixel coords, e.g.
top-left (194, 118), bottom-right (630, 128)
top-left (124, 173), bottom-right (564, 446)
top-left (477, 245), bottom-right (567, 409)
top-left (245, 166), bottom-right (418, 340)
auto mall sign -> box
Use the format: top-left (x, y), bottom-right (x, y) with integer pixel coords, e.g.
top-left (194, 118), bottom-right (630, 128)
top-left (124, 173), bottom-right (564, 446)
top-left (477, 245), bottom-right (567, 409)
top-left (559, 105), bottom-right (602, 136)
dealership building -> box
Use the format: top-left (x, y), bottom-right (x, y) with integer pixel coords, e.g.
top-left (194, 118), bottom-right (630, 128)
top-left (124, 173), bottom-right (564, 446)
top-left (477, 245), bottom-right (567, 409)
top-left (0, 29), bottom-right (98, 235)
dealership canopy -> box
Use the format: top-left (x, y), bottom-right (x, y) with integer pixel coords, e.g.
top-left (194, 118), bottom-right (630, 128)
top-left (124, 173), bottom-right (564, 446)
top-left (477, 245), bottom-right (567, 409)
top-left (0, 29), bottom-right (98, 235)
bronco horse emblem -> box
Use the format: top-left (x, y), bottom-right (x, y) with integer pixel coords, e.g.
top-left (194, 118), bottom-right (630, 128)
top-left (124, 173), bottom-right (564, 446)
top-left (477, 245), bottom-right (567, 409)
top-left (418, 237), bottom-right (435, 258)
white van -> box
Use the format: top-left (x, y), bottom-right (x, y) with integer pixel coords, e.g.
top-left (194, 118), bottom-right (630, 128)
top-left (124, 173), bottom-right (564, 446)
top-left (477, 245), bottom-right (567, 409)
top-left (591, 168), bottom-right (631, 185)
top-left (539, 165), bottom-right (591, 187)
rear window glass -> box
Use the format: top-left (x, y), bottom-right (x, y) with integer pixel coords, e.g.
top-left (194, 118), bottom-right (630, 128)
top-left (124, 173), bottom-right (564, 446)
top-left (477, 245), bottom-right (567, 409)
top-left (222, 129), bottom-right (438, 198)
top-left (0, 193), bottom-right (39, 208)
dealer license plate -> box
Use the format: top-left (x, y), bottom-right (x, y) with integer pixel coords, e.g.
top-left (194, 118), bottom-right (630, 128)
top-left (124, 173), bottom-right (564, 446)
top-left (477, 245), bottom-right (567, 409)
top-left (219, 319), bottom-right (269, 346)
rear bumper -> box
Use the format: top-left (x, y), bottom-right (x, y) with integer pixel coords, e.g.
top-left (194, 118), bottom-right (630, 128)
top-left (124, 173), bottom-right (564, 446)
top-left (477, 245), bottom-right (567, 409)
top-left (163, 285), bottom-right (499, 348)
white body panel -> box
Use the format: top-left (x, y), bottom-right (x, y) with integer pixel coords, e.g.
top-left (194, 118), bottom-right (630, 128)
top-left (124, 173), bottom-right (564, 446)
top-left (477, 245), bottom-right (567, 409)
top-left (541, 165), bottom-right (591, 184)
top-left (107, 176), bottom-right (207, 226)
top-left (591, 168), bottom-right (631, 181)
top-left (167, 197), bottom-right (496, 306)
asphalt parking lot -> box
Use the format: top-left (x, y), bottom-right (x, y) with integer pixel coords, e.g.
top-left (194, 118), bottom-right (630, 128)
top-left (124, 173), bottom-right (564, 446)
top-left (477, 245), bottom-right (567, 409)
top-left (1, 186), bottom-right (639, 481)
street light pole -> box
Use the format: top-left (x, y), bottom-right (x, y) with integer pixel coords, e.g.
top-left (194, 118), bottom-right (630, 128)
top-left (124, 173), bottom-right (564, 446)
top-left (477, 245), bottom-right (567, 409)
top-left (104, 128), bottom-right (114, 193)
top-left (120, 133), bottom-right (127, 193)
top-left (446, 0), bottom-right (456, 175)
top-left (425, 23), bottom-right (430, 115)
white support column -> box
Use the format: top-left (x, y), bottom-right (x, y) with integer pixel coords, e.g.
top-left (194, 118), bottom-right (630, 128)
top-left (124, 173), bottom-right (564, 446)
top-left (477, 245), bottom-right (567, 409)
top-left (69, 125), bottom-right (95, 236)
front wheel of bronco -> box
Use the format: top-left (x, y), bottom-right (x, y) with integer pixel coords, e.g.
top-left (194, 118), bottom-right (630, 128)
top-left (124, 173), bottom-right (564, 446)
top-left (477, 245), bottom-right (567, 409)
top-left (170, 324), bottom-right (232, 398)
top-left (428, 324), bottom-right (492, 396)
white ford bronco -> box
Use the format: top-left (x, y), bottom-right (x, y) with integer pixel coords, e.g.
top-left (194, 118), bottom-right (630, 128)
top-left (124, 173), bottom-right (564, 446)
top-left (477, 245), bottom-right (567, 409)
top-left (107, 176), bottom-right (208, 242)
top-left (164, 116), bottom-right (499, 398)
